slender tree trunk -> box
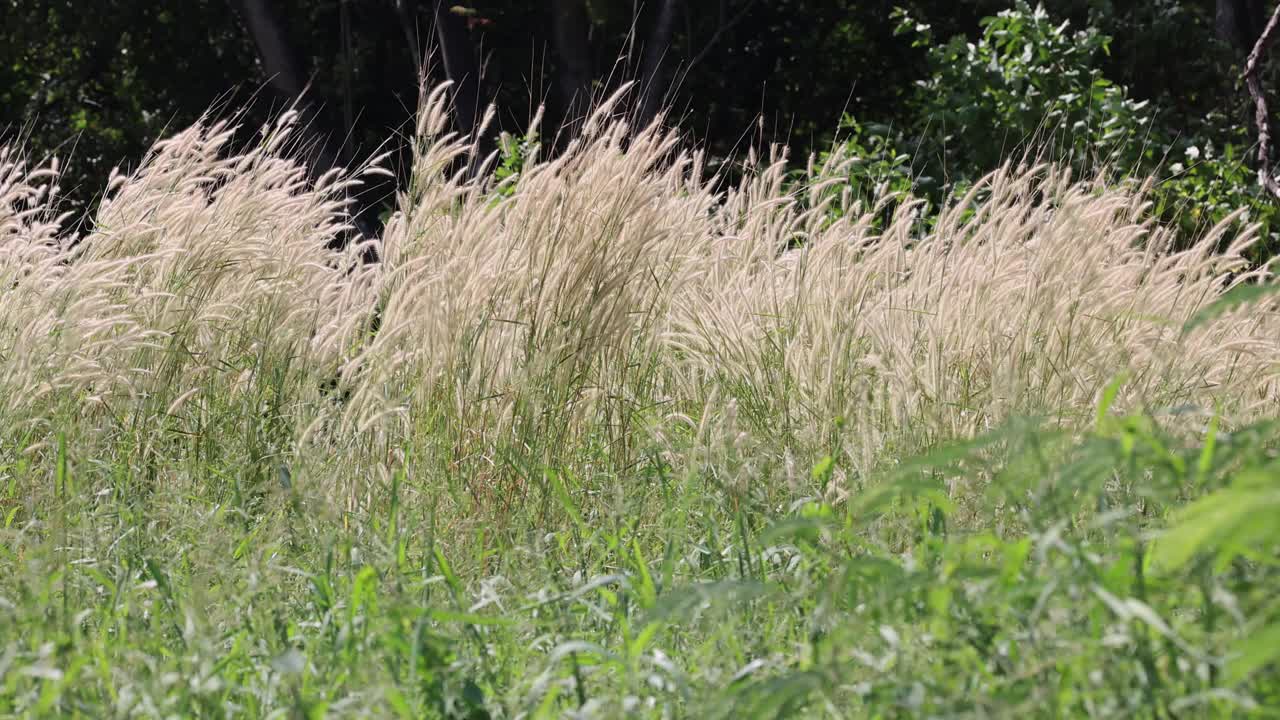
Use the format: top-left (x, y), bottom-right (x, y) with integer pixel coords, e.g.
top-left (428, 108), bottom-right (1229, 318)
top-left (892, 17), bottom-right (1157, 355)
top-left (431, 0), bottom-right (483, 138)
top-left (232, 0), bottom-right (381, 242)
top-left (235, 0), bottom-right (306, 98)
top-left (231, 0), bottom-right (342, 178)
top-left (636, 0), bottom-right (680, 130)
top-left (551, 0), bottom-right (593, 138)
top-left (394, 0), bottom-right (424, 80)
top-left (1243, 2), bottom-right (1280, 199)
top-left (1218, 0), bottom-right (1268, 53)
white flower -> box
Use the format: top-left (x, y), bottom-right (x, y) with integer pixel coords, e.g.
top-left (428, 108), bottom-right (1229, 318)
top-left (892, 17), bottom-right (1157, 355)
top-left (1185, 146), bottom-right (1201, 161)
top-left (1170, 163), bottom-right (1185, 175)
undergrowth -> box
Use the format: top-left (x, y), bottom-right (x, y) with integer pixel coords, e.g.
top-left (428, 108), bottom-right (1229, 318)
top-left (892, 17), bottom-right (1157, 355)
top-left (1, 84), bottom-right (1279, 717)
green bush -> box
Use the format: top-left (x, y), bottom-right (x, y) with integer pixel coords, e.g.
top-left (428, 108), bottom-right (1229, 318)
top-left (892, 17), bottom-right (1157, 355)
top-left (897, 2), bottom-right (1156, 180)
top-left (805, 115), bottom-right (924, 232)
top-left (1153, 125), bottom-right (1280, 258)
top-left (867, 2), bottom-right (1280, 260)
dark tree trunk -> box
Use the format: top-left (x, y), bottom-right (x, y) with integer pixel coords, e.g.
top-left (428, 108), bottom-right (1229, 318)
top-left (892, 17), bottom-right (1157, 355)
top-left (636, 0), bottom-right (681, 130)
top-left (551, 0), bottom-right (594, 138)
top-left (394, 0), bottom-right (425, 80)
top-left (235, 0), bottom-right (306, 98)
top-left (231, 0), bottom-right (379, 242)
top-left (431, 1), bottom-right (483, 139)
top-left (231, 0), bottom-right (342, 178)
top-left (1218, 0), bottom-right (1269, 54)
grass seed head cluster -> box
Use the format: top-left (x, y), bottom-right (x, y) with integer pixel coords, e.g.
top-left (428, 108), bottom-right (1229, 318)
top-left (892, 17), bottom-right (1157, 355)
top-left (2, 82), bottom-right (1278, 497)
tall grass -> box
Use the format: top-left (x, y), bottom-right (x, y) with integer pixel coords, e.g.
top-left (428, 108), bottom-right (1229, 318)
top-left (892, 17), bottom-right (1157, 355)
top-left (2, 83), bottom-right (1279, 717)
top-left (8, 87), bottom-right (1279, 481)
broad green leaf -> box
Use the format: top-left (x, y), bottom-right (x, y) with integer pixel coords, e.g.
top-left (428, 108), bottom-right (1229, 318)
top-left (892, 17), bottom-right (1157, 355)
top-left (1227, 620), bottom-right (1280, 685)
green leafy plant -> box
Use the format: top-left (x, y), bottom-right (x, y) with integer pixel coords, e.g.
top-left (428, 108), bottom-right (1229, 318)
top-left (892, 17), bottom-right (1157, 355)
top-left (492, 129), bottom-right (540, 200)
top-left (1153, 127), bottom-right (1280, 258)
top-left (897, 1), bottom-right (1157, 181)
top-left (813, 115), bottom-right (933, 232)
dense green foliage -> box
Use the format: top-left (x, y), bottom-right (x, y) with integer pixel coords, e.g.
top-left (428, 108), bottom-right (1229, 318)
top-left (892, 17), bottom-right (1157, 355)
top-left (4, 391), bottom-right (1279, 716)
top-left (824, 2), bottom-right (1280, 257)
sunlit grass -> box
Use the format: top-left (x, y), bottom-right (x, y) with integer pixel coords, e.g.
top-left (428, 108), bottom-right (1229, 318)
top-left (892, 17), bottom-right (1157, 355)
top-left (1, 85), bottom-right (1278, 717)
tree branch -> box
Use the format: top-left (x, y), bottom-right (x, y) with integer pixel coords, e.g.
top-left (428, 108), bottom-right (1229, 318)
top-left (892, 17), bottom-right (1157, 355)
top-left (1244, 2), bottom-right (1280, 199)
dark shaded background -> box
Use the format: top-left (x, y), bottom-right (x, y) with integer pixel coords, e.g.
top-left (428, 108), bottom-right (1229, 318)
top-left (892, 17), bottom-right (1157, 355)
top-left (0, 1), bottom-right (1267, 224)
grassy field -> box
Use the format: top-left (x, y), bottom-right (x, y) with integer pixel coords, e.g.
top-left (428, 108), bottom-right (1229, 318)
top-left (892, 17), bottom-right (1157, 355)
top-left (2, 89), bottom-right (1280, 717)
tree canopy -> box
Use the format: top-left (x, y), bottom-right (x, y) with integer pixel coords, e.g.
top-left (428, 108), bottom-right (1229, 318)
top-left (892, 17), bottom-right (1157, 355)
top-left (3, 1), bottom-right (1276, 242)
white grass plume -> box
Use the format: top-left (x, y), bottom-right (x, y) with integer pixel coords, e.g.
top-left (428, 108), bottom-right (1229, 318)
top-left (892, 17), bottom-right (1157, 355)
top-left (4, 83), bottom-right (1280, 497)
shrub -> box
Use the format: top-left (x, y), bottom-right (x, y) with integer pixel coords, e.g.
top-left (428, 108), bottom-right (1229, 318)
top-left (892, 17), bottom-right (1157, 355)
top-left (882, 2), bottom-right (1280, 261)
top-left (896, 2), bottom-right (1156, 181)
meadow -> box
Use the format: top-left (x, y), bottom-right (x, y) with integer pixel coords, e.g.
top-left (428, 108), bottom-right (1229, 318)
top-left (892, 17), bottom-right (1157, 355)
top-left (2, 85), bottom-right (1279, 717)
